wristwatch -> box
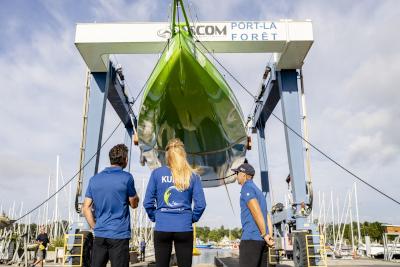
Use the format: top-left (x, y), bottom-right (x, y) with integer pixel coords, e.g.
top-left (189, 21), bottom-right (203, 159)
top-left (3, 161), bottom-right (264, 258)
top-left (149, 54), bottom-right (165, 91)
top-left (261, 233), bottom-right (267, 238)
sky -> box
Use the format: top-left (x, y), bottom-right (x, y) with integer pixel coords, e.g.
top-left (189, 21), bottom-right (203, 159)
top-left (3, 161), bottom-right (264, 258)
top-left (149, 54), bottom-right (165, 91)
top-left (0, 0), bottom-right (399, 229)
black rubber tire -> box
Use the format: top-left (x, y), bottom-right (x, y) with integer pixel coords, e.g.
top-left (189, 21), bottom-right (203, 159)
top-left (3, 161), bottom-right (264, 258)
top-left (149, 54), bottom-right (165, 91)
top-left (293, 232), bottom-right (311, 267)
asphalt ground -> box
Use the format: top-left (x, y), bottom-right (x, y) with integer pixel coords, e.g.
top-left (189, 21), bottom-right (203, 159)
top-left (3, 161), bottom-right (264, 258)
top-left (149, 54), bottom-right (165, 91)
top-left (215, 257), bottom-right (400, 267)
top-left (2, 258), bottom-right (399, 267)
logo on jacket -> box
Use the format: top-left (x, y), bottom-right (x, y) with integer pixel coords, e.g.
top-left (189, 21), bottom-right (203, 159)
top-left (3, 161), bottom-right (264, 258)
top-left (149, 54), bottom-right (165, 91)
top-left (163, 186), bottom-right (183, 208)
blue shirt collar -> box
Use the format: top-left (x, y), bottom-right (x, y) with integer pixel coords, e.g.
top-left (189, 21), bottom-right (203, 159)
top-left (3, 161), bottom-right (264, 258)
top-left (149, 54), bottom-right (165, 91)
top-left (105, 166), bottom-right (123, 172)
top-left (241, 179), bottom-right (253, 193)
top-left (243, 179), bottom-right (253, 186)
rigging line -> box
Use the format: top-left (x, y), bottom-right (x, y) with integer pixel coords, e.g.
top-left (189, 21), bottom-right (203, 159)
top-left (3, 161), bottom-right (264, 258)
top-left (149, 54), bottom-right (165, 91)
top-left (245, 101), bottom-right (256, 129)
top-left (186, 0), bottom-right (198, 30)
top-left (111, 55), bottom-right (141, 115)
top-left (186, 0), bottom-right (194, 22)
top-left (191, 35), bottom-right (257, 100)
top-left (167, 3), bottom-right (171, 24)
top-left (112, 55), bottom-right (138, 116)
top-left (191, 1), bottom-right (200, 24)
top-left (192, 35), bottom-right (400, 207)
top-left (177, 0), bottom-right (192, 37)
top-left (244, 57), bottom-right (273, 131)
top-left (154, 136), bottom-right (247, 155)
top-left (105, 55), bottom-right (137, 125)
top-left (112, 41), bottom-right (170, 110)
top-left (111, 55), bottom-right (131, 92)
top-left (14, 120), bottom-right (123, 223)
top-left (111, 55), bottom-right (138, 107)
top-left (177, 0), bottom-right (183, 49)
top-left (223, 179), bottom-right (236, 216)
top-left (269, 111), bottom-right (400, 206)
top-left (131, 41), bottom-right (170, 105)
top-left (202, 173), bottom-right (235, 182)
top-left (190, 31), bottom-right (256, 131)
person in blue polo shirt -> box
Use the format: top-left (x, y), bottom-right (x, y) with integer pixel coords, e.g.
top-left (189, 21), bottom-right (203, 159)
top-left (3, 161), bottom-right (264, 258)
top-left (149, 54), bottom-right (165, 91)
top-left (83, 144), bottom-right (139, 267)
top-left (232, 162), bottom-right (274, 267)
top-left (143, 138), bottom-right (206, 267)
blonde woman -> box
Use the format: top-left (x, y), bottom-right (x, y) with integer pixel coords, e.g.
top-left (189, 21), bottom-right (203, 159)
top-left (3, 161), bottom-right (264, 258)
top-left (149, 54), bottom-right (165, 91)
top-left (143, 138), bottom-right (206, 267)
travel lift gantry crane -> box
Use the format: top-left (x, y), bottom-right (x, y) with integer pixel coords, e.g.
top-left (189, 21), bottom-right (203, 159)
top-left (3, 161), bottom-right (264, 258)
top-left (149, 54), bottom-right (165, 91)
top-left (70, 19), bottom-right (321, 267)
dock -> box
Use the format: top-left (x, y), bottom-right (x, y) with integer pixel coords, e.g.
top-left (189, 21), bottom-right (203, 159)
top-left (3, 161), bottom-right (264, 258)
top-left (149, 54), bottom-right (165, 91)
top-left (214, 256), bottom-right (400, 267)
top-left (1, 257), bottom-right (400, 267)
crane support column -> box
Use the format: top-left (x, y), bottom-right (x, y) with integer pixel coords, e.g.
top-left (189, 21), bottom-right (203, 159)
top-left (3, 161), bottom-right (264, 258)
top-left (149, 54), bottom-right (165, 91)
top-left (252, 65), bottom-right (321, 266)
top-left (75, 61), bottom-right (135, 213)
top-left (75, 65), bottom-right (112, 213)
top-left (68, 61), bottom-right (136, 266)
top-left (277, 70), bottom-right (308, 229)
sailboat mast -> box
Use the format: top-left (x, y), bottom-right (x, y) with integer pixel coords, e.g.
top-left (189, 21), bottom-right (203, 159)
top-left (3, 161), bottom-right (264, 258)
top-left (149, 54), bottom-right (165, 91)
top-left (55, 155), bottom-right (60, 238)
top-left (69, 179), bottom-right (72, 225)
top-left (349, 192), bottom-right (355, 253)
top-left (354, 182), bottom-right (362, 247)
top-left (331, 190), bottom-right (336, 244)
top-left (46, 173), bottom-right (51, 228)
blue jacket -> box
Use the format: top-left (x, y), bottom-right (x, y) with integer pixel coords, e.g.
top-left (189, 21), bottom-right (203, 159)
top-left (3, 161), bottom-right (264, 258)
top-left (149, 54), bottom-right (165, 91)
top-left (143, 166), bottom-right (206, 232)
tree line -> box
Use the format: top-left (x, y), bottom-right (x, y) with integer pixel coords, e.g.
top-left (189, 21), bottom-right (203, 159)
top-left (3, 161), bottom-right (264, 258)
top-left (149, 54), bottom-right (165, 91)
top-left (197, 221), bottom-right (388, 244)
top-left (322, 221), bottom-right (386, 244)
top-left (196, 226), bottom-right (241, 243)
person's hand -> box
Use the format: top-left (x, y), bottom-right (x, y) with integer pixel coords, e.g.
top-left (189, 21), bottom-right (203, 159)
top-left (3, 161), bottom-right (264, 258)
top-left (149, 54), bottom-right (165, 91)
top-left (264, 234), bottom-right (275, 248)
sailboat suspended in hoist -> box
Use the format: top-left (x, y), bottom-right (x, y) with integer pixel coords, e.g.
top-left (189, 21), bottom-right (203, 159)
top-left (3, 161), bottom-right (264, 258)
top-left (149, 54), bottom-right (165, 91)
top-left (138, 0), bottom-right (248, 187)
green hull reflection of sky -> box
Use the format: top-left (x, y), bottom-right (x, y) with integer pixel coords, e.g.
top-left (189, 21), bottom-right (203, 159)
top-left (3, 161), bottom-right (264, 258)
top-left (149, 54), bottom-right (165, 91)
top-left (138, 29), bottom-right (247, 186)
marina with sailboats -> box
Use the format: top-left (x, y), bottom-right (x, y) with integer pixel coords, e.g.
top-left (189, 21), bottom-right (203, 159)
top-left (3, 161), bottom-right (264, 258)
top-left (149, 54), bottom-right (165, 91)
top-left (2, 179), bottom-right (399, 266)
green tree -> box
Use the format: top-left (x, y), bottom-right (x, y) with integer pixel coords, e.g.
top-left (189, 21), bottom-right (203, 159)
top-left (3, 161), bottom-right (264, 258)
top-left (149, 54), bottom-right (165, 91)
top-left (208, 230), bottom-right (222, 242)
top-left (231, 228), bottom-right (241, 240)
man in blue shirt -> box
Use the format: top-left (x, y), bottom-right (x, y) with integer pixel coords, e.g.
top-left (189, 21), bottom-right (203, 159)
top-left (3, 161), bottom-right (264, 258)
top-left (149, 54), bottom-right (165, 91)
top-left (232, 162), bottom-right (274, 267)
top-left (83, 144), bottom-right (139, 267)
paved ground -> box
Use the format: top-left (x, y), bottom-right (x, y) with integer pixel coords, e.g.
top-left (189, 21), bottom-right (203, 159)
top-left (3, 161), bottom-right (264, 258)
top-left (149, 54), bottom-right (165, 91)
top-left (326, 259), bottom-right (400, 266)
top-left (215, 256), bottom-right (400, 267)
top-left (2, 258), bottom-right (399, 266)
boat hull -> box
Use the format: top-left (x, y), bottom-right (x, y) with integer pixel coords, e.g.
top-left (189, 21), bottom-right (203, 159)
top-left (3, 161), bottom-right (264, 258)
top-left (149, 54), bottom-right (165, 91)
top-left (138, 30), bottom-right (247, 187)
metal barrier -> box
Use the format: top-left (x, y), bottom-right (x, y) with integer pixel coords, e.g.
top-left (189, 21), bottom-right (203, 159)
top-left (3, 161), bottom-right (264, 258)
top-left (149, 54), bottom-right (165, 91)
top-left (63, 234), bottom-right (83, 267)
top-left (305, 235), bottom-right (327, 267)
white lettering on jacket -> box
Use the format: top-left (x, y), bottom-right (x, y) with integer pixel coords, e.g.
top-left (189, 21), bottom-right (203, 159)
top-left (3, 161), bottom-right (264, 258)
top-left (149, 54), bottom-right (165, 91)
top-left (161, 176), bottom-right (173, 183)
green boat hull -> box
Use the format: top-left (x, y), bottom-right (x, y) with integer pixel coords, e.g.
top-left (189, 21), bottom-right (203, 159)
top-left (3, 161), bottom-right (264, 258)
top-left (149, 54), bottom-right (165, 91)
top-left (138, 29), bottom-right (247, 187)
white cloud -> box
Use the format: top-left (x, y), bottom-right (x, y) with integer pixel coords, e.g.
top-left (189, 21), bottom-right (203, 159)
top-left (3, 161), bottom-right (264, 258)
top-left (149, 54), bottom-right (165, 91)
top-left (348, 133), bottom-right (398, 165)
top-left (91, 0), bottom-right (159, 21)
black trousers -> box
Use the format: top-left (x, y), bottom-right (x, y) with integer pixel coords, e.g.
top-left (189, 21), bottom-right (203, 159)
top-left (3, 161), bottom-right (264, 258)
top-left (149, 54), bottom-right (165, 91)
top-left (239, 240), bottom-right (268, 267)
top-left (154, 231), bottom-right (193, 267)
top-left (91, 237), bottom-right (129, 267)
top-left (140, 249), bottom-right (145, 261)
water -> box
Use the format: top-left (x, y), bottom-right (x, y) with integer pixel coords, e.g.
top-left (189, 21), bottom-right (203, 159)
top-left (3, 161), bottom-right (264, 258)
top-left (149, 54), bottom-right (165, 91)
top-left (192, 248), bottom-right (234, 265)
